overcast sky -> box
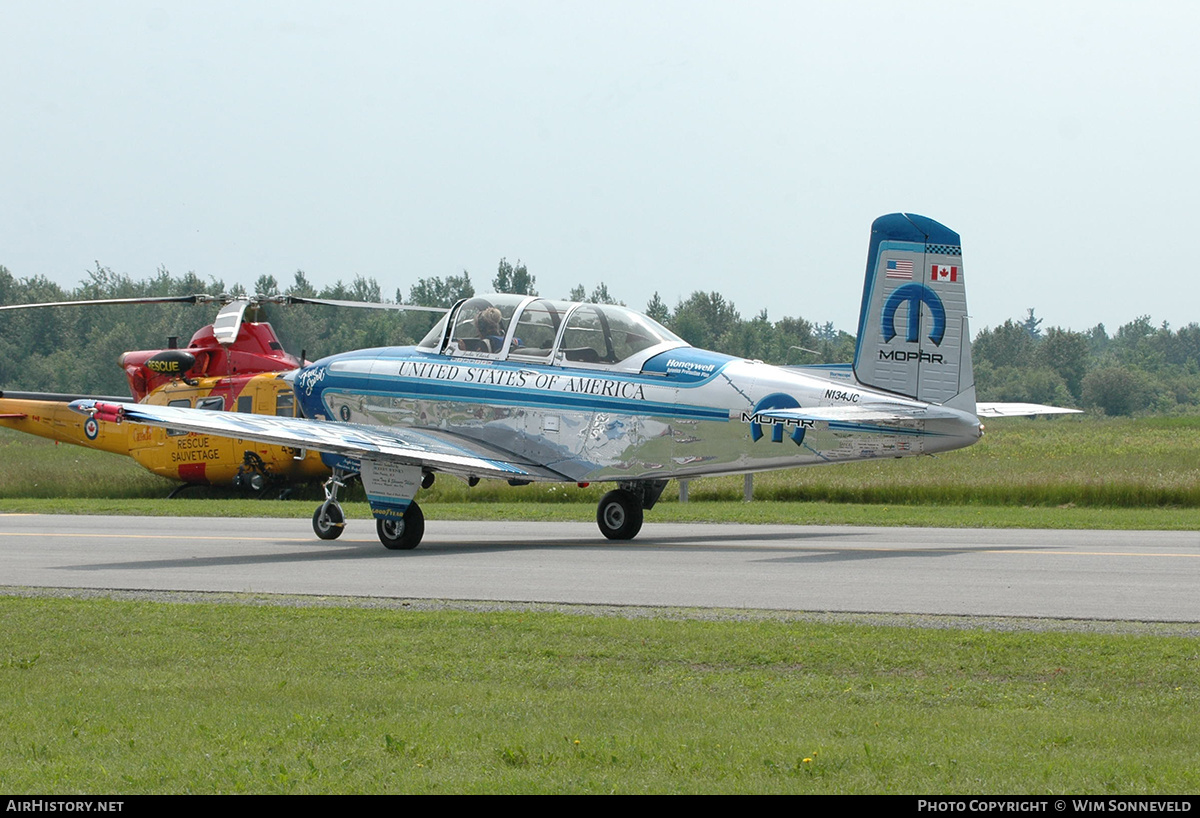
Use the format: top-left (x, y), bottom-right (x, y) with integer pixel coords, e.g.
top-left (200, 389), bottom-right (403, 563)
top-left (2, 1), bottom-right (1197, 337)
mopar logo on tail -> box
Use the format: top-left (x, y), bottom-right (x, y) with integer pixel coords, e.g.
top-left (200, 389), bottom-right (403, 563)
top-left (879, 349), bottom-right (945, 363)
top-left (882, 284), bottom-right (945, 346)
top-left (740, 393), bottom-right (812, 445)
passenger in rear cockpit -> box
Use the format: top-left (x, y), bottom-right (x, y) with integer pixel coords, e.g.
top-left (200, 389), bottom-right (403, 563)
top-left (475, 306), bottom-right (505, 353)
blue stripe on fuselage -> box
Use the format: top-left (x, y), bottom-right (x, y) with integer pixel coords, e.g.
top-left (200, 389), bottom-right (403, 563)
top-left (322, 377), bottom-right (728, 421)
top-left (300, 353), bottom-right (731, 422)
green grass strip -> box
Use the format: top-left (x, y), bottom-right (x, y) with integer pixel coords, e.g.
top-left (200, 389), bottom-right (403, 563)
top-left (2, 497), bottom-right (1197, 530)
top-left (2, 595), bottom-right (1198, 794)
top-left (3, 415), bottom-right (1198, 529)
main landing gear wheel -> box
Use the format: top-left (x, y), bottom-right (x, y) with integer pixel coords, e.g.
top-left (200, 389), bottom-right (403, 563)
top-left (596, 489), bottom-right (643, 540)
top-left (312, 502), bottom-right (345, 540)
top-left (377, 501), bottom-right (425, 550)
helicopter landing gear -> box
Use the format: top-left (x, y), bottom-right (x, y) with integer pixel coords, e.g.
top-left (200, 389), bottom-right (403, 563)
top-left (312, 468), bottom-right (352, 540)
top-left (376, 502), bottom-right (425, 550)
top-left (233, 451), bottom-right (271, 494)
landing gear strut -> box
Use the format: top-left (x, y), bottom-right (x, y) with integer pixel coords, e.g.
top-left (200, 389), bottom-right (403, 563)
top-left (312, 468), bottom-right (351, 540)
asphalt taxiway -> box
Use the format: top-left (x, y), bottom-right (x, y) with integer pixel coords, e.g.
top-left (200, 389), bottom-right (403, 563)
top-left (2, 514), bottom-right (1198, 621)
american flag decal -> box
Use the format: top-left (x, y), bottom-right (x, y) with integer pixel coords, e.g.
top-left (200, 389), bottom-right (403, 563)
top-left (886, 259), bottom-right (914, 280)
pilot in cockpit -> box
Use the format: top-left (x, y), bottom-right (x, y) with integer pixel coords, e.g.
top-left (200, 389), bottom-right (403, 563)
top-left (475, 306), bottom-right (506, 353)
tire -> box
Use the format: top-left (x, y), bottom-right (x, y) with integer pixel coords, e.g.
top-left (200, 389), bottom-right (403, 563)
top-left (312, 503), bottom-right (345, 540)
top-left (377, 502), bottom-right (425, 550)
top-left (596, 489), bottom-right (643, 540)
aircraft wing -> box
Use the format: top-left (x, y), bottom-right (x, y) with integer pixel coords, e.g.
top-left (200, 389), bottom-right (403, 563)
top-left (975, 402), bottom-right (1082, 417)
top-left (68, 400), bottom-right (567, 481)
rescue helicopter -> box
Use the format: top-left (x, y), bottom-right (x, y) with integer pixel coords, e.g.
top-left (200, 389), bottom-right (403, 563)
top-left (0, 293), bottom-right (437, 495)
top-left (71, 214), bottom-right (1078, 548)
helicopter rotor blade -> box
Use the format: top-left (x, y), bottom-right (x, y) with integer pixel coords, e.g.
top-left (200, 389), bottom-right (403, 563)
top-left (211, 299), bottom-right (250, 345)
top-left (0, 294), bottom-right (214, 311)
top-left (1, 291), bottom-right (448, 352)
top-left (275, 295), bottom-right (448, 314)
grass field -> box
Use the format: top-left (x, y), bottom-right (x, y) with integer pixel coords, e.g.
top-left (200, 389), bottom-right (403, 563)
top-left (2, 415), bottom-right (1198, 528)
top-left (2, 414), bottom-right (1198, 793)
top-left (2, 596), bottom-right (1199, 794)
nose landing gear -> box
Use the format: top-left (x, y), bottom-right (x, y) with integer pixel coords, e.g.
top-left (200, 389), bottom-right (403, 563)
top-left (311, 468), bottom-right (351, 540)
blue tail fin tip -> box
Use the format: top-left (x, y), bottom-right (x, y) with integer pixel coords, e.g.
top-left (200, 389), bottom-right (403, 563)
top-left (871, 213), bottom-right (960, 246)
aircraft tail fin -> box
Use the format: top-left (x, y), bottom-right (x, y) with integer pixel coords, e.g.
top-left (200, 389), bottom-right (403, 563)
top-left (852, 213), bottom-right (975, 412)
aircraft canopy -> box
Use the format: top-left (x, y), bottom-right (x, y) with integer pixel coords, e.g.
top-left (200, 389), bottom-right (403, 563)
top-left (418, 294), bottom-right (685, 371)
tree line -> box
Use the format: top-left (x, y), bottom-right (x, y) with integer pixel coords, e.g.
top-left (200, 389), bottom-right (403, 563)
top-left (973, 309), bottom-right (1200, 416)
top-left (1, 262), bottom-right (1196, 415)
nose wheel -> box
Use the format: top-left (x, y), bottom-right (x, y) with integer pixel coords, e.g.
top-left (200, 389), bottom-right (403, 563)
top-left (311, 467), bottom-right (351, 540)
top-left (312, 502), bottom-right (346, 540)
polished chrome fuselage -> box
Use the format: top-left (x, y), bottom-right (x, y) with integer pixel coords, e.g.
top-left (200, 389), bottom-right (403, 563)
top-left (296, 343), bottom-right (982, 484)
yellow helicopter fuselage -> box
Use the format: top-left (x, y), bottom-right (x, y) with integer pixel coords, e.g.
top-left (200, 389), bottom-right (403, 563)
top-left (0, 373), bottom-right (328, 488)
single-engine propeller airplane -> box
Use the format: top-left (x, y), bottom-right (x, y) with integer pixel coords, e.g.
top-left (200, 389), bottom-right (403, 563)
top-left (71, 214), bottom-right (1078, 548)
top-left (1, 293), bottom-right (438, 494)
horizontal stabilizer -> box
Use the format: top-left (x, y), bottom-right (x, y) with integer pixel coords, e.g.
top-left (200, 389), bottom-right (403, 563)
top-left (975, 402), bottom-right (1082, 417)
top-left (749, 403), bottom-right (973, 424)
